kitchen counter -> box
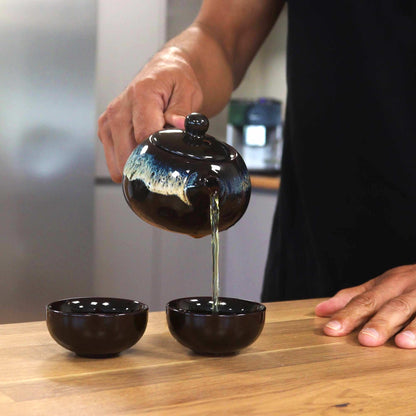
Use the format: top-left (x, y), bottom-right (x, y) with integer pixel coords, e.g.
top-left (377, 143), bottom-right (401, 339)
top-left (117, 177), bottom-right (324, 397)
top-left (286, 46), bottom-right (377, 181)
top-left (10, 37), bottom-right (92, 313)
top-left (250, 174), bottom-right (280, 190)
top-left (1, 298), bottom-right (415, 415)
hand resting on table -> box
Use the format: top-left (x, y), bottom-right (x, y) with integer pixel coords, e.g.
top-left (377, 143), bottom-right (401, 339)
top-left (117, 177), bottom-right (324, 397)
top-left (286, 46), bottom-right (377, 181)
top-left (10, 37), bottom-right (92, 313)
top-left (315, 265), bottom-right (416, 349)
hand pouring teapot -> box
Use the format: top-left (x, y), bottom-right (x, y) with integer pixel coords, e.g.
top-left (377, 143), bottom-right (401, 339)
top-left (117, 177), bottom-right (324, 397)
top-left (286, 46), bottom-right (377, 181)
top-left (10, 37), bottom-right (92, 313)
top-left (122, 113), bottom-right (251, 238)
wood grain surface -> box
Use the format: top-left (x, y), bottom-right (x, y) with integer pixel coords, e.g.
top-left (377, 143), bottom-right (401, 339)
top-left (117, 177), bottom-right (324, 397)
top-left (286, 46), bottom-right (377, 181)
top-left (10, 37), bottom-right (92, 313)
top-left (1, 298), bottom-right (415, 415)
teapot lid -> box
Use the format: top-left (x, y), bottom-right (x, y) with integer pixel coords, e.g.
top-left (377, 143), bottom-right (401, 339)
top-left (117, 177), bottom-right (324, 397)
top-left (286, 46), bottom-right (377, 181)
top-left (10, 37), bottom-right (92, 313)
top-left (149, 113), bottom-right (231, 161)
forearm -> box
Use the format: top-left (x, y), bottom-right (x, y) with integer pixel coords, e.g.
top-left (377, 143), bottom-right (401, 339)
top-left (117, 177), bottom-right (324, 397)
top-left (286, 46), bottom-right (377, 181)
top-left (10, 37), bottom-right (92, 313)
top-left (160, 0), bottom-right (284, 116)
top-left (162, 25), bottom-right (234, 117)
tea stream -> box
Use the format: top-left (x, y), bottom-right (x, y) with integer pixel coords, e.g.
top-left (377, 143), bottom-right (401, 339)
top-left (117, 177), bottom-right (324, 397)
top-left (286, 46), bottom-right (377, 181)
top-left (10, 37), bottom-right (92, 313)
top-left (209, 191), bottom-right (220, 314)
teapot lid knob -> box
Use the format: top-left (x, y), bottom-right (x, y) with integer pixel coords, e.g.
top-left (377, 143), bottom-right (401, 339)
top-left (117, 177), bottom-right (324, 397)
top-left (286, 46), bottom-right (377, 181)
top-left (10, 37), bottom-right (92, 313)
top-left (185, 113), bottom-right (209, 138)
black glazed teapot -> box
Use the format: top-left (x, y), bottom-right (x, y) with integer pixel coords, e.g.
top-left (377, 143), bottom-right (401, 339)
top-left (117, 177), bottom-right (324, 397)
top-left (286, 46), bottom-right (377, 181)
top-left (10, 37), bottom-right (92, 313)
top-left (122, 113), bottom-right (251, 238)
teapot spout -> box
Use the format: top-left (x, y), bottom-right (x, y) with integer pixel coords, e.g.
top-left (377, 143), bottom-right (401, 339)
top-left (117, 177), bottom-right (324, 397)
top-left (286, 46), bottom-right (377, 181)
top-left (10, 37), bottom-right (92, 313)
top-left (185, 172), bottom-right (221, 201)
top-left (203, 175), bottom-right (221, 195)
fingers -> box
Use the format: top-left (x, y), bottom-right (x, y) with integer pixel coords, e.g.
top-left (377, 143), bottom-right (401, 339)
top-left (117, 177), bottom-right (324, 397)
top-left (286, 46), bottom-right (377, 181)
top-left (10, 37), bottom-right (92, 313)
top-left (97, 112), bottom-right (123, 183)
top-left (97, 55), bottom-right (203, 182)
top-left (167, 114), bottom-right (186, 130)
top-left (395, 322), bottom-right (416, 349)
top-left (318, 266), bottom-right (416, 348)
top-left (315, 283), bottom-right (372, 317)
top-left (357, 294), bottom-right (416, 347)
top-left (130, 84), bottom-right (166, 144)
top-left (97, 95), bottom-right (136, 183)
top-left (323, 277), bottom-right (405, 338)
top-left (164, 76), bottom-right (203, 129)
top-left (322, 288), bottom-right (386, 338)
top-left (107, 96), bottom-right (137, 179)
top-left (97, 82), bottom-right (168, 183)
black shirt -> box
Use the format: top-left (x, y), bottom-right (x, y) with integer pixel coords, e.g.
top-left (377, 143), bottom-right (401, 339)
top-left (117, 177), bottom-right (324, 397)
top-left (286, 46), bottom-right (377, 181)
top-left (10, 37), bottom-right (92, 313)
top-left (262, 0), bottom-right (416, 301)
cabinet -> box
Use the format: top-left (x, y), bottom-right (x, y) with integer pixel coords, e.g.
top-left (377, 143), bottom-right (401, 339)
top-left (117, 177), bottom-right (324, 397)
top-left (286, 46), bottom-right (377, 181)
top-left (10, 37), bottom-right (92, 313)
top-left (94, 184), bottom-right (277, 311)
top-left (93, 185), bottom-right (154, 304)
top-left (222, 189), bottom-right (278, 302)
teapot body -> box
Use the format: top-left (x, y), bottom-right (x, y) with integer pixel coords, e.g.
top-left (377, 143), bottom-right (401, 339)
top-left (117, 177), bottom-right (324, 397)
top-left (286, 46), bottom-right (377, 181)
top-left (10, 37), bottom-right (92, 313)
top-left (122, 114), bottom-right (251, 238)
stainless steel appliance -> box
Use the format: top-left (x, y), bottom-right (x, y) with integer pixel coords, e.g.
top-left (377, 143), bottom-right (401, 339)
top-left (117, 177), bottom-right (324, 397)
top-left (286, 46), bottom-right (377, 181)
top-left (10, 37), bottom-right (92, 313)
top-left (226, 98), bottom-right (283, 174)
top-left (0, 0), bottom-right (96, 323)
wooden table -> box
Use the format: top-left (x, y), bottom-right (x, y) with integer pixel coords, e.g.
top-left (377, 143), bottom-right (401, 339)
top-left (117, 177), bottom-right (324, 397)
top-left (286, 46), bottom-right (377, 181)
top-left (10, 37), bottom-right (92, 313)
top-left (1, 298), bottom-right (416, 415)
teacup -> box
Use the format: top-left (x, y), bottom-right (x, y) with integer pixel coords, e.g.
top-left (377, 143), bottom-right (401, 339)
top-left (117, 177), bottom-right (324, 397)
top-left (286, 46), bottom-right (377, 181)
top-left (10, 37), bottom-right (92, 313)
top-left (47, 297), bottom-right (148, 358)
top-left (166, 296), bottom-right (266, 355)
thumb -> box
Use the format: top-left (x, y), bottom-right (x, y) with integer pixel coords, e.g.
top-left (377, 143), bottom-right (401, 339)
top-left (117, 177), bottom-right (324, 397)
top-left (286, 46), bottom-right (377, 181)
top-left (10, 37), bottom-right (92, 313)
top-left (164, 93), bottom-right (193, 130)
top-left (164, 82), bottom-right (203, 130)
top-left (315, 284), bottom-right (368, 317)
top-left (164, 112), bottom-right (186, 130)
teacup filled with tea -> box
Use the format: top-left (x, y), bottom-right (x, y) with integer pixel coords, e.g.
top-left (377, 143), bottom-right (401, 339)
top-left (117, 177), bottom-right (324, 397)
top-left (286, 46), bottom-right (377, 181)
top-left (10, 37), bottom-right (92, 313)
top-left (166, 297), bottom-right (265, 355)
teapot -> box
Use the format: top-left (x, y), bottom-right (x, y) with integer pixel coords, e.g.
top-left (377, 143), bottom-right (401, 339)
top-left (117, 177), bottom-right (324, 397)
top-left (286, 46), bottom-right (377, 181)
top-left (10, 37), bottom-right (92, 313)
top-left (122, 113), bottom-right (251, 238)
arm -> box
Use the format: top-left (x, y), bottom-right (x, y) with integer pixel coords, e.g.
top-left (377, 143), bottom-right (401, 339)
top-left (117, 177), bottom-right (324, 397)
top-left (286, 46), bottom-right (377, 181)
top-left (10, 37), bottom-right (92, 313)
top-left (98, 0), bottom-right (284, 182)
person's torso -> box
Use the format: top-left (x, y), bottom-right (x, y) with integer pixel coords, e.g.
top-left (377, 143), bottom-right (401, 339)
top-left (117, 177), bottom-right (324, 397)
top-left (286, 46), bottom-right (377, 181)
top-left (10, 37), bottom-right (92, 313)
top-left (267, 0), bottom-right (416, 299)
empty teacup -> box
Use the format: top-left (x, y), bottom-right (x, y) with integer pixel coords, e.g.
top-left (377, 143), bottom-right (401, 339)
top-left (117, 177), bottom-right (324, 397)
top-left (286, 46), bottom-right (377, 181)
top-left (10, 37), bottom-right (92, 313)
top-left (46, 297), bottom-right (148, 358)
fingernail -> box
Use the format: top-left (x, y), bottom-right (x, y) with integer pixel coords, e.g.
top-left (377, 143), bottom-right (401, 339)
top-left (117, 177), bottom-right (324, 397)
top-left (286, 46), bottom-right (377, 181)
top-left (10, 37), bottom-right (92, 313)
top-left (401, 330), bottom-right (416, 341)
top-left (325, 320), bottom-right (342, 331)
top-left (360, 327), bottom-right (379, 340)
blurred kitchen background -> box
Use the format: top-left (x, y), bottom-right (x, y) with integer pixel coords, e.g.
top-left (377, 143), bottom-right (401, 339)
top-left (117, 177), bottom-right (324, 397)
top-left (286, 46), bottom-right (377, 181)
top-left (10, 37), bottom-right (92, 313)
top-left (0, 0), bottom-right (287, 323)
